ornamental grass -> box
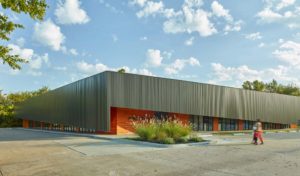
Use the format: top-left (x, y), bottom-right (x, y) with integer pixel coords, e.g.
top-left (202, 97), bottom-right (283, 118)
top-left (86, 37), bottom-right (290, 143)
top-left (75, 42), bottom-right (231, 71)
top-left (131, 115), bottom-right (200, 144)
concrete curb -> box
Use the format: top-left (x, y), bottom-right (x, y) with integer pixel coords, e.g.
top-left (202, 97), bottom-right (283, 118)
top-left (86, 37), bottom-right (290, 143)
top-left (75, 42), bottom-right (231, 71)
top-left (15, 128), bottom-right (120, 141)
top-left (16, 128), bottom-right (210, 148)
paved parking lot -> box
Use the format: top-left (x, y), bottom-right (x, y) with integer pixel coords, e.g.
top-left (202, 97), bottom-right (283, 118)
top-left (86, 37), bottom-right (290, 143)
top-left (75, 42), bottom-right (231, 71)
top-left (0, 128), bottom-right (300, 176)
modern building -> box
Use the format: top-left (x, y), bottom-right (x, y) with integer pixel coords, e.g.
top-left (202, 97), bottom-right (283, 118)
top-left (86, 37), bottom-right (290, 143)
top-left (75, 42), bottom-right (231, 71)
top-left (17, 71), bottom-right (299, 134)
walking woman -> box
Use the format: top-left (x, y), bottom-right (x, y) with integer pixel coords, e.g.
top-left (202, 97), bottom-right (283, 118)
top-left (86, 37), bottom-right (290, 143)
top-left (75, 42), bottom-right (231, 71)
top-left (254, 119), bottom-right (264, 145)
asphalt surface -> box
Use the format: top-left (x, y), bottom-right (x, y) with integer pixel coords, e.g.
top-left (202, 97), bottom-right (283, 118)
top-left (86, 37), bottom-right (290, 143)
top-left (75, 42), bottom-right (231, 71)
top-left (0, 128), bottom-right (299, 176)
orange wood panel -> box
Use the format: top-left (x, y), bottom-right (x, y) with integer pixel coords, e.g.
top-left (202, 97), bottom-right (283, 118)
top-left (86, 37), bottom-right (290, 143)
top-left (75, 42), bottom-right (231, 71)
top-left (290, 123), bottom-right (298, 129)
top-left (213, 117), bottom-right (219, 131)
top-left (22, 119), bottom-right (29, 128)
top-left (238, 120), bottom-right (244, 130)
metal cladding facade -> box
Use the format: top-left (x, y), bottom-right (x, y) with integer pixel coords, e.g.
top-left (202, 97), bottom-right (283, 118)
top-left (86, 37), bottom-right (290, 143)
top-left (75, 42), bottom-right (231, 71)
top-left (17, 71), bottom-right (300, 132)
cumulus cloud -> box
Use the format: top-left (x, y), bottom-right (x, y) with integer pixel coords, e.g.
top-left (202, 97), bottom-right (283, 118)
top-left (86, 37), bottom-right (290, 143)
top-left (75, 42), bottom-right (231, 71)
top-left (257, 8), bottom-right (283, 23)
top-left (146, 49), bottom-right (163, 67)
top-left (131, 0), bottom-right (242, 37)
top-left (55, 0), bottom-right (90, 25)
top-left (8, 44), bottom-right (49, 74)
top-left (211, 1), bottom-right (232, 22)
top-left (130, 0), bottom-right (148, 7)
top-left (210, 63), bottom-right (300, 86)
top-left (276, 0), bottom-right (295, 10)
top-left (256, 0), bottom-right (299, 25)
top-left (69, 48), bottom-right (78, 56)
top-left (76, 60), bottom-right (153, 76)
top-left (163, 4), bottom-right (217, 37)
top-left (184, 36), bottom-right (194, 46)
top-left (273, 41), bottom-right (300, 67)
top-left (136, 1), bottom-right (164, 18)
top-left (245, 32), bottom-right (262, 40)
top-left (33, 19), bottom-right (65, 51)
top-left (165, 57), bottom-right (200, 75)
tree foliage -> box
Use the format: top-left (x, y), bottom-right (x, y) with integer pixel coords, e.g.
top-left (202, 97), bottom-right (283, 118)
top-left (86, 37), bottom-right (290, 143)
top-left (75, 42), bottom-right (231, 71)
top-left (0, 86), bottom-right (49, 127)
top-left (0, 0), bottom-right (47, 69)
top-left (117, 68), bottom-right (126, 73)
top-left (242, 79), bottom-right (300, 96)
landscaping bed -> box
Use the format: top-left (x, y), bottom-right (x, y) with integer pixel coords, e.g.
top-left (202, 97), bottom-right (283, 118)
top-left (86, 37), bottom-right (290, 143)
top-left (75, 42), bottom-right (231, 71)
top-left (130, 115), bottom-right (203, 144)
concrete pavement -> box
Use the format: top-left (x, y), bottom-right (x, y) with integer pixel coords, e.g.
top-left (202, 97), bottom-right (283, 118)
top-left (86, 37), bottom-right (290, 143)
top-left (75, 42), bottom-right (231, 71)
top-left (0, 128), bottom-right (300, 176)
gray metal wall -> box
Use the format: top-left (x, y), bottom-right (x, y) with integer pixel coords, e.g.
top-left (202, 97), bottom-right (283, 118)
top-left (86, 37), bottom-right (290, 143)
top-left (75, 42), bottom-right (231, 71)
top-left (17, 71), bottom-right (300, 132)
top-left (107, 72), bottom-right (300, 124)
top-left (16, 72), bottom-right (110, 131)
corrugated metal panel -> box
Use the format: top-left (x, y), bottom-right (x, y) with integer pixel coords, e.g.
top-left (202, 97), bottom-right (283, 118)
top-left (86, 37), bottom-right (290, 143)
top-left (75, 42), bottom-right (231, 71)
top-left (108, 72), bottom-right (300, 124)
top-left (16, 71), bottom-right (300, 132)
top-left (16, 72), bottom-right (109, 131)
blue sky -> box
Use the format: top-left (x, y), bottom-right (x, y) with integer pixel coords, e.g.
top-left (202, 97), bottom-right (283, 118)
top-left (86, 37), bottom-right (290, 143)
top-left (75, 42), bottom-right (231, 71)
top-left (2, 0), bottom-right (300, 93)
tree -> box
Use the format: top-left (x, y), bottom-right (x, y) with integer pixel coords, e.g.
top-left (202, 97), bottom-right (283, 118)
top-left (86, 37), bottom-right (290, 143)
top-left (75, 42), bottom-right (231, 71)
top-left (0, 86), bottom-right (49, 127)
top-left (0, 0), bottom-right (47, 69)
top-left (265, 79), bottom-right (278, 93)
top-left (242, 81), bottom-right (253, 90)
top-left (118, 68), bottom-right (126, 73)
top-left (252, 80), bottom-right (265, 91)
top-left (242, 79), bottom-right (300, 97)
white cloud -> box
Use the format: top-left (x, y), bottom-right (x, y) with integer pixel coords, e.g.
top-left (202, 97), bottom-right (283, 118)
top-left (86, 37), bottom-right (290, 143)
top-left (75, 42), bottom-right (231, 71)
top-left (7, 44), bottom-right (49, 75)
top-left (136, 1), bottom-right (164, 18)
top-left (210, 63), bottom-right (300, 86)
top-left (184, 37), bottom-right (194, 46)
top-left (8, 44), bottom-right (34, 60)
top-left (257, 8), bottom-right (283, 23)
top-left (165, 57), bottom-right (200, 75)
top-left (131, 68), bottom-right (154, 76)
top-left (245, 32), bottom-right (262, 40)
top-left (211, 1), bottom-right (232, 22)
top-left (278, 38), bottom-right (285, 43)
top-left (256, 1), bottom-right (299, 24)
top-left (276, 0), bottom-right (295, 10)
top-left (33, 19), bottom-right (65, 51)
top-left (273, 41), bottom-right (300, 67)
top-left (69, 48), bottom-right (78, 56)
top-left (287, 23), bottom-right (300, 29)
top-left (132, 0), bottom-right (241, 37)
top-left (146, 49), bottom-right (163, 67)
top-left (76, 60), bottom-right (153, 76)
top-left (76, 61), bottom-right (108, 74)
top-left (55, 0), bottom-right (90, 25)
top-left (130, 0), bottom-right (148, 7)
top-left (163, 5), bottom-right (217, 37)
top-left (258, 42), bottom-right (265, 48)
top-left (29, 53), bottom-right (49, 69)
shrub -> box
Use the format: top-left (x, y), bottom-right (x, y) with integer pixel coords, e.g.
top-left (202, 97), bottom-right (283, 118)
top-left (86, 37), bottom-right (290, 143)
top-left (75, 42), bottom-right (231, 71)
top-left (161, 137), bottom-right (175, 144)
top-left (176, 137), bottom-right (188, 143)
top-left (131, 115), bottom-right (193, 144)
top-left (133, 119), bottom-right (157, 141)
top-left (155, 131), bottom-right (168, 142)
top-left (189, 132), bottom-right (203, 142)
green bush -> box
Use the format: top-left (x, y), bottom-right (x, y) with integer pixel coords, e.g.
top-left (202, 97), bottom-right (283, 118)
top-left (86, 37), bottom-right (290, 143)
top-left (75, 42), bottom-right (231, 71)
top-left (189, 132), bottom-right (203, 142)
top-left (176, 137), bottom-right (188, 143)
top-left (131, 116), bottom-right (193, 144)
top-left (189, 136), bottom-right (203, 142)
top-left (161, 137), bottom-right (175, 144)
top-left (133, 121), bottom-right (157, 140)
